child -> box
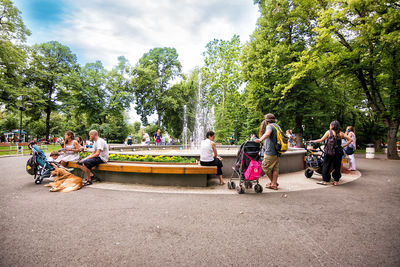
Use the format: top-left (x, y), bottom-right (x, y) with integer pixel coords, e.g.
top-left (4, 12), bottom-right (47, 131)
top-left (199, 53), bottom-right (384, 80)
top-left (47, 151), bottom-right (73, 171)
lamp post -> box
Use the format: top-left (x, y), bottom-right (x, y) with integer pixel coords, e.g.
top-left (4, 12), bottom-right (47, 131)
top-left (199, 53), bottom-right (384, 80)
top-left (17, 96), bottom-right (32, 143)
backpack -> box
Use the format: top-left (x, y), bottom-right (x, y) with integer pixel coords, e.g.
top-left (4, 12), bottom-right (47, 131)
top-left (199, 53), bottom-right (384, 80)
top-left (243, 152), bottom-right (262, 180)
top-left (324, 130), bottom-right (339, 156)
top-left (271, 124), bottom-right (289, 155)
top-left (26, 156), bottom-right (37, 175)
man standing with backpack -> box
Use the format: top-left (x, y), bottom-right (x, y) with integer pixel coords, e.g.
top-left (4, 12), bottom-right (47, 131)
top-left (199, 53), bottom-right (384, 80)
top-left (255, 113), bottom-right (283, 190)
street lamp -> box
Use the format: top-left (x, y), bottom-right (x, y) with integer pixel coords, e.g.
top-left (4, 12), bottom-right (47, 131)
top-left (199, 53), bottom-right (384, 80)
top-left (17, 96), bottom-right (32, 143)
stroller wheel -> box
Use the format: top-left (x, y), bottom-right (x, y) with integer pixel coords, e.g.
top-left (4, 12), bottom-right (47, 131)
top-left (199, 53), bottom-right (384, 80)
top-left (254, 184), bottom-right (263, 193)
top-left (231, 181), bottom-right (236, 189)
top-left (236, 185), bottom-right (245, 194)
top-left (227, 182), bottom-right (232, 189)
top-left (304, 169), bottom-right (314, 178)
top-left (35, 179), bottom-right (42, 184)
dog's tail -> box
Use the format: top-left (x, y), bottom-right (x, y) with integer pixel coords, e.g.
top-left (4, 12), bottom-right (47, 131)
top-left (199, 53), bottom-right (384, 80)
top-left (59, 183), bottom-right (83, 193)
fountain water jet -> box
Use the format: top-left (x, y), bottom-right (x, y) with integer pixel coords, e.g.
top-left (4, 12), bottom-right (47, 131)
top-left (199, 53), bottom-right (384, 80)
top-left (191, 76), bottom-right (215, 148)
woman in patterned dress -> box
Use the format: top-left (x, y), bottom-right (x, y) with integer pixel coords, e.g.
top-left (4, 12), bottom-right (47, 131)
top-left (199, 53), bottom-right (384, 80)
top-left (58, 131), bottom-right (81, 167)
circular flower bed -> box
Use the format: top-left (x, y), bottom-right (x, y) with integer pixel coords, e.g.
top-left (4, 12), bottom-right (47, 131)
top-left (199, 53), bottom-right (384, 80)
top-left (79, 152), bottom-right (196, 163)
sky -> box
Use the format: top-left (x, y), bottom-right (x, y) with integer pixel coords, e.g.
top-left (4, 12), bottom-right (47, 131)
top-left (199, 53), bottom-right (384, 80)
top-left (13, 0), bottom-right (261, 123)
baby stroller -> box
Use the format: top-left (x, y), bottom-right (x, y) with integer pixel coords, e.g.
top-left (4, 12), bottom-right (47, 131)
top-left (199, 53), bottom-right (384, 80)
top-left (304, 143), bottom-right (324, 178)
top-left (227, 141), bottom-right (263, 194)
top-left (26, 145), bottom-right (55, 184)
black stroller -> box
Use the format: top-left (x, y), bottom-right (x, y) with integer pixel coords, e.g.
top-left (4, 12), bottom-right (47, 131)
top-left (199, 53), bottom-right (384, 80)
top-left (26, 145), bottom-right (55, 184)
top-left (304, 143), bottom-right (324, 178)
top-left (227, 141), bottom-right (263, 194)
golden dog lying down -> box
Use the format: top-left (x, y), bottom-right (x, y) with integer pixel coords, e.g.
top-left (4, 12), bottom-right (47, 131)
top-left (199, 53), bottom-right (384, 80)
top-left (45, 168), bottom-right (83, 192)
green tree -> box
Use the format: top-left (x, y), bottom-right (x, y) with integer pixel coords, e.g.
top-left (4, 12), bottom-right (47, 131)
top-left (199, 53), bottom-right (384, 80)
top-left (288, 0), bottom-right (400, 158)
top-left (202, 35), bottom-right (244, 142)
top-left (105, 56), bottom-right (134, 117)
top-left (0, 0), bottom-right (30, 105)
top-left (26, 41), bottom-right (78, 140)
top-left (132, 47), bottom-right (181, 126)
top-left (74, 61), bottom-right (108, 125)
top-left (132, 121), bottom-right (141, 134)
top-left (163, 68), bottom-right (199, 139)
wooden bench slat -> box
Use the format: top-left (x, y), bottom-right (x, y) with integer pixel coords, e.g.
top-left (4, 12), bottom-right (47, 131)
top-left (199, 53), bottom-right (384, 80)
top-left (67, 161), bottom-right (217, 175)
top-left (185, 167), bottom-right (217, 174)
top-left (151, 166), bottom-right (185, 174)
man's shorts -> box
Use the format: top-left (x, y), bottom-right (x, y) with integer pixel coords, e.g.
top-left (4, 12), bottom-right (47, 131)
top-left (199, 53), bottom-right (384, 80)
top-left (80, 157), bottom-right (104, 169)
top-left (262, 155), bottom-right (280, 173)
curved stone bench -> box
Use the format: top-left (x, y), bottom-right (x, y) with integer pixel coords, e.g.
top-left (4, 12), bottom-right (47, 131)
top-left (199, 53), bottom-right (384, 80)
top-left (68, 161), bottom-right (217, 187)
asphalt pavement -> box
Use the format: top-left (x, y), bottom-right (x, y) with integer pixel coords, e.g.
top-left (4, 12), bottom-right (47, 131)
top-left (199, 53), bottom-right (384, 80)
top-left (0, 155), bottom-right (399, 266)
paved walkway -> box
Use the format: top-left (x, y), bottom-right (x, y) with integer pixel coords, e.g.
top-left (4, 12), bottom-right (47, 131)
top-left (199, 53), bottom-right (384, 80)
top-left (0, 155), bottom-right (399, 266)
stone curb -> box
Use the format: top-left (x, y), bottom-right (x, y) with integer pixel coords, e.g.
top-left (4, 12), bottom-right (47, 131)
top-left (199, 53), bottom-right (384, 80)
top-left (85, 170), bottom-right (362, 195)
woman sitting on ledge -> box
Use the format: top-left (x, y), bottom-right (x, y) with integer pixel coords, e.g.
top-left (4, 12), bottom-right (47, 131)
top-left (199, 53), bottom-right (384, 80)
top-left (57, 131), bottom-right (81, 167)
top-left (200, 131), bottom-right (225, 185)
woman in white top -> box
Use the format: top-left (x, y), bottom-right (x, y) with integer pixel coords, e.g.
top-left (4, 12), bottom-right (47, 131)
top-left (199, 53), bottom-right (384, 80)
top-left (200, 131), bottom-right (224, 185)
top-left (58, 131), bottom-right (81, 167)
top-left (346, 126), bottom-right (357, 171)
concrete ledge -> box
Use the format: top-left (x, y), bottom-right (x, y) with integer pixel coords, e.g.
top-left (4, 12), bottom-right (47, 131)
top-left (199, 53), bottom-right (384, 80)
top-left (68, 161), bottom-right (217, 187)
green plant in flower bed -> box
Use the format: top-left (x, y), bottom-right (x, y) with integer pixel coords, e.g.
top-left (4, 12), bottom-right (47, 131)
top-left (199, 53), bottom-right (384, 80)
top-left (79, 152), bottom-right (196, 163)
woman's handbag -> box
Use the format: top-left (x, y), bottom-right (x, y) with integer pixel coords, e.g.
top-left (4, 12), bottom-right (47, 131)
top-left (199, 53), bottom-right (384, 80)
top-left (344, 144), bottom-right (355, 155)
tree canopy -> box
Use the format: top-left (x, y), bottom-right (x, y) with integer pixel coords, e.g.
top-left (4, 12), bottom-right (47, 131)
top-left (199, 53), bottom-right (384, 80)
top-left (0, 0), bottom-right (399, 157)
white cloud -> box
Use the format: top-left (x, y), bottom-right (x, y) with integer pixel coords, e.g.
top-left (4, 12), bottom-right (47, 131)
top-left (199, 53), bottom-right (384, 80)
top-left (48, 0), bottom-right (259, 71)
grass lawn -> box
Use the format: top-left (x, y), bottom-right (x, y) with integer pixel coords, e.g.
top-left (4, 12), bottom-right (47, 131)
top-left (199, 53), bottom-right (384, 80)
top-left (0, 144), bottom-right (62, 156)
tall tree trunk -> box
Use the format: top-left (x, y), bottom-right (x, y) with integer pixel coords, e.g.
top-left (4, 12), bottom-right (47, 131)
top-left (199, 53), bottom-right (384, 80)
top-left (45, 101), bottom-right (51, 141)
top-left (373, 138), bottom-right (383, 152)
top-left (157, 113), bottom-right (161, 127)
top-left (385, 119), bottom-right (400, 160)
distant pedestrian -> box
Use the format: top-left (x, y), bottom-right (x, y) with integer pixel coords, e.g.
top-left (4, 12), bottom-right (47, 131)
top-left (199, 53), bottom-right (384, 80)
top-left (229, 133), bottom-right (235, 145)
top-left (346, 126), bottom-right (357, 171)
top-left (126, 134), bottom-right (133, 145)
top-left (154, 129), bottom-right (162, 146)
top-left (286, 129), bottom-right (296, 147)
top-left (142, 132), bottom-right (150, 145)
top-left (167, 136), bottom-right (173, 145)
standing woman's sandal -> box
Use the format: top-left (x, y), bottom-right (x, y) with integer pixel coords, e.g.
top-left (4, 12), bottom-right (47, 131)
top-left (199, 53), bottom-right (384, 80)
top-left (83, 180), bottom-right (93, 186)
top-left (266, 184), bottom-right (278, 190)
top-left (317, 181), bottom-right (328, 185)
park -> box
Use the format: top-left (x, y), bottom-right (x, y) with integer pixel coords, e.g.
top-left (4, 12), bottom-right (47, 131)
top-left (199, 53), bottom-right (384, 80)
top-left (1, 0), bottom-right (400, 266)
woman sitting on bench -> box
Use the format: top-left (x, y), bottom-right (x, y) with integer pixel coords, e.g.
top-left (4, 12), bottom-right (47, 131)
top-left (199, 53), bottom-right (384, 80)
top-left (200, 131), bottom-right (225, 185)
